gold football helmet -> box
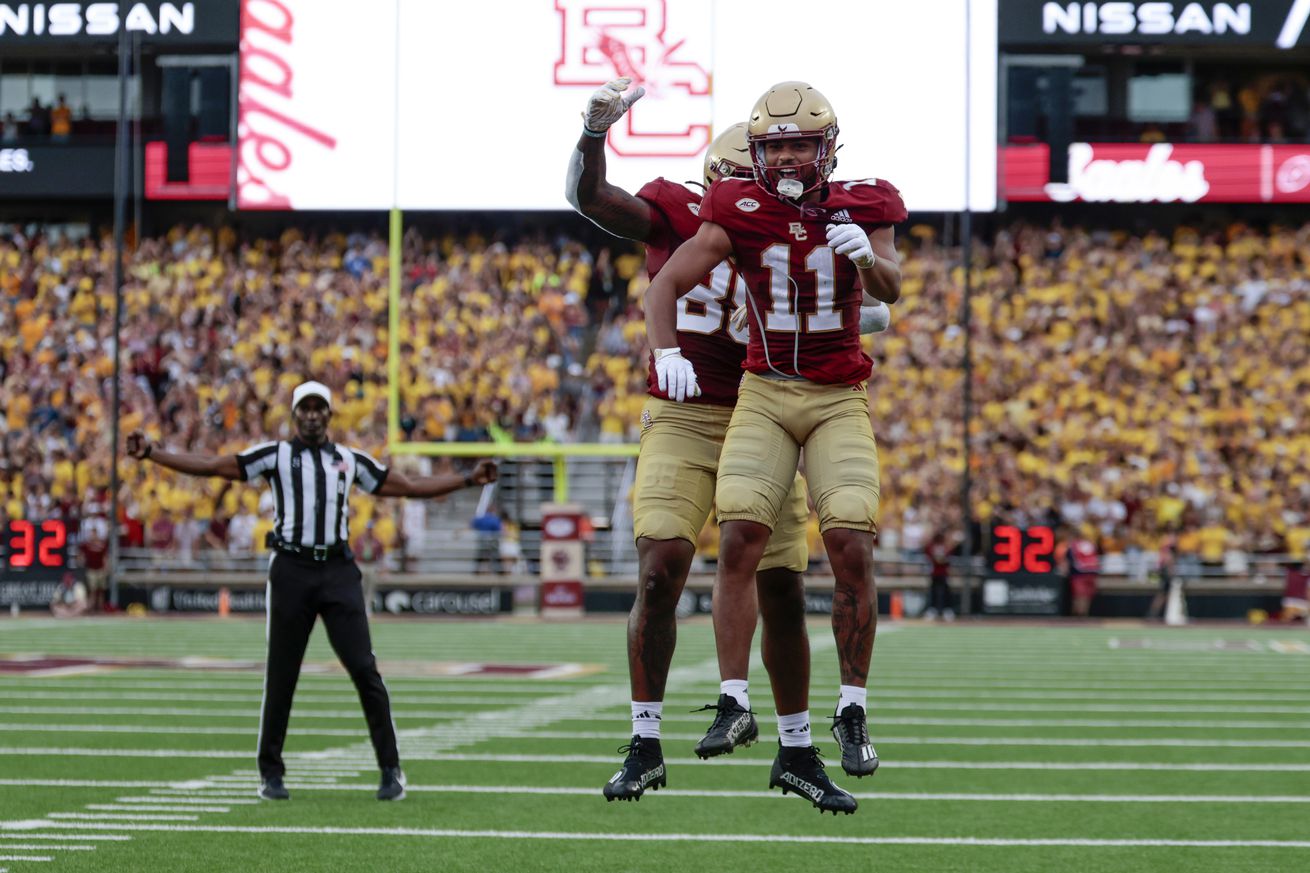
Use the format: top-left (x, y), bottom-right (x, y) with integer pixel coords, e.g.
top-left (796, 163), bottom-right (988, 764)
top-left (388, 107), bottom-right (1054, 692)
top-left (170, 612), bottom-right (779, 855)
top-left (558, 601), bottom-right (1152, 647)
top-left (703, 122), bottom-right (753, 187)
top-left (747, 81), bottom-right (839, 198)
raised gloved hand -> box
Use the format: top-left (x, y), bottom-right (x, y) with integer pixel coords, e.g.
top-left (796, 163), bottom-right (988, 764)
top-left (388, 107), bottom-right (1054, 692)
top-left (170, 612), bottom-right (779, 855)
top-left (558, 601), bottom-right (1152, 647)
top-left (825, 223), bottom-right (876, 269)
top-left (582, 77), bottom-right (646, 137)
top-left (653, 347), bottom-right (701, 403)
top-left (859, 303), bottom-right (891, 334)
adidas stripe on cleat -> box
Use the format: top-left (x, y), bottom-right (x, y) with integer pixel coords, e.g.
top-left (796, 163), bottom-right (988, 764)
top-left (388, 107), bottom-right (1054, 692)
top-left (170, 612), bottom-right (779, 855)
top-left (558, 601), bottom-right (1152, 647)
top-left (693, 694), bottom-right (759, 758)
top-left (768, 743), bottom-right (857, 815)
top-left (602, 735), bottom-right (666, 802)
top-left (831, 702), bottom-right (880, 777)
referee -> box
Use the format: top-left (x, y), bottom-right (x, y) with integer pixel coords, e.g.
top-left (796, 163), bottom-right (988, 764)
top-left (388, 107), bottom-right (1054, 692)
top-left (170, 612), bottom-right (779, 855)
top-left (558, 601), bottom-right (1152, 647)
top-left (126, 380), bottom-right (497, 802)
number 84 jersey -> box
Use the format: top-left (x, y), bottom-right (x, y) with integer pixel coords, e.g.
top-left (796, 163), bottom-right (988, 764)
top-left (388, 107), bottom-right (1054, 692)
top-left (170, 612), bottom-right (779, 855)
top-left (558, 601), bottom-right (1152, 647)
top-left (700, 177), bottom-right (907, 386)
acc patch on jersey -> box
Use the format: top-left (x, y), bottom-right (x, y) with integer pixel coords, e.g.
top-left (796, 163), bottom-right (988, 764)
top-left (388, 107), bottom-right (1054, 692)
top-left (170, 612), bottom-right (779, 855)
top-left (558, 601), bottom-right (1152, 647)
top-left (687, 203), bottom-right (700, 216)
top-left (735, 198), bottom-right (760, 212)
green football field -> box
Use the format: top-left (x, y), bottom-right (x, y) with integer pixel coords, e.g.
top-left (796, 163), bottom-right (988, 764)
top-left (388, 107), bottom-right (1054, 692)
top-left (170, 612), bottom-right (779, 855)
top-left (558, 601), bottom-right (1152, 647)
top-left (0, 615), bottom-right (1307, 873)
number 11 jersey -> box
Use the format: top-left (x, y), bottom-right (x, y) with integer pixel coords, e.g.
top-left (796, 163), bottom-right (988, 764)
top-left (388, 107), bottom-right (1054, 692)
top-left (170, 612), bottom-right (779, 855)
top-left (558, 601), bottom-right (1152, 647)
top-left (700, 177), bottom-right (907, 386)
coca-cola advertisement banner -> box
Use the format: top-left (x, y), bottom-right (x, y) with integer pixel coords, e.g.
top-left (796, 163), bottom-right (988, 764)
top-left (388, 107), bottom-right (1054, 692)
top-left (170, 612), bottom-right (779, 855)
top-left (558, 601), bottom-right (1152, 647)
top-left (238, 0), bottom-right (998, 212)
top-left (998, 1), bottom-right (1310, 48)
top-left (1001, 142), bottom-right (1310, 204)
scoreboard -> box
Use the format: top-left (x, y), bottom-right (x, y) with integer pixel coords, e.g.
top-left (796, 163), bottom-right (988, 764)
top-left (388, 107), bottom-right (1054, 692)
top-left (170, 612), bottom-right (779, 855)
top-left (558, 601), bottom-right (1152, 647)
top-left (982, 524), bottom-right (1065, 615)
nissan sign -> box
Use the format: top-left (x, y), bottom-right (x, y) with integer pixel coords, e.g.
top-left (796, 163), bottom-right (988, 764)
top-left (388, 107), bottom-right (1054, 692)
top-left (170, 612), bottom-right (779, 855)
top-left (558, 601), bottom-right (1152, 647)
top-left (0, 1), bottom-right (237, 44)
top-left (999, 1), bottom-right (1310, 47)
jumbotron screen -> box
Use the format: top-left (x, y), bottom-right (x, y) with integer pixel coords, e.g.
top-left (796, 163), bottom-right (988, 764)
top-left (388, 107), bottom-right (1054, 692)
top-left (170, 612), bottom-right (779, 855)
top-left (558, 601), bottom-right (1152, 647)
top-left (236, 0), bottom-right (998, 212)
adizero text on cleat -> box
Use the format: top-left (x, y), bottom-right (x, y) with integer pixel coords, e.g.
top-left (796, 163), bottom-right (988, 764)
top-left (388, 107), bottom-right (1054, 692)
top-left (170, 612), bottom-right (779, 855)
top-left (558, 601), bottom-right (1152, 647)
top-left (602, 736), bottom-right (666, 801)
top-left (830, 702), bottom-right (879, 777)
top-left (693, 694), bottom-right (759, 758)
top-left (768, 743), bottom-right (857, 815)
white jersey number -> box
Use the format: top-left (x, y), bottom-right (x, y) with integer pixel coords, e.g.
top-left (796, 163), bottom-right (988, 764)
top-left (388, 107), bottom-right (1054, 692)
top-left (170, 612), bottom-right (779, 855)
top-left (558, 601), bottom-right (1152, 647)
top-left (759, 243), bottom-right (841, 333)
top-left (677, 260), bottom-right (749, 345)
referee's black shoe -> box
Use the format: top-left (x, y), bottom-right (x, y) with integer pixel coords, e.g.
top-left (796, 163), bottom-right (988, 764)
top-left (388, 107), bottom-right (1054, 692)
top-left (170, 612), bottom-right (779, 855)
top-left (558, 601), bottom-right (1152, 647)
top-left (768, 743), bottom-right (857, 815)
top-left (693, 694), bottom-right (758, 758)
top-left (258, 776), bottom-right (289, 801)
top-left (831, 703), bottom-right (880, 777)
top-left (377, 767), bottom-right (406, 801)
top-left (602, 736), bottom-right (665, 801)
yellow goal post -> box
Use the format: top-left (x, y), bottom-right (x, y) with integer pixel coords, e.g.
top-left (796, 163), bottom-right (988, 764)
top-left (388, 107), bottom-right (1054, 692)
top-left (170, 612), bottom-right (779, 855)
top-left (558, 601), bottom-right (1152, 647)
top-left (385, 208), bottom-right (639, 504)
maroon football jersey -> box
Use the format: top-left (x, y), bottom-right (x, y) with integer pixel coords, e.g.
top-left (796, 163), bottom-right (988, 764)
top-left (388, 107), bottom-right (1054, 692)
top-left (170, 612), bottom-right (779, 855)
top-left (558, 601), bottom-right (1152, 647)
top-left (637, 177), bottom-right (749, 406)
top-left (700, 177), bottom-right (907, 385)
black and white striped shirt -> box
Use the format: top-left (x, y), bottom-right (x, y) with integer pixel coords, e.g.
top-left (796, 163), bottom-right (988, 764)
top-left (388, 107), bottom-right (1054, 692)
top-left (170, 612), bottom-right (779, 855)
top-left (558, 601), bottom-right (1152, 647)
top-left (236, 439), bottom-right (388, 550)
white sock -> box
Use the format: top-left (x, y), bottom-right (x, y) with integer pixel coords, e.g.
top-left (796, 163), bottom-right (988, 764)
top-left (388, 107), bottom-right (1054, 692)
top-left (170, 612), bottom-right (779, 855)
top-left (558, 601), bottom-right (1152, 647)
top-left (837, 685), bottom-right (868, 714)
top-left (720, 679), bottom-right (749, 710)
top-left (777, 710), bottom-right (812, 748)
top-left (631, 701), bottom-right (663, 739)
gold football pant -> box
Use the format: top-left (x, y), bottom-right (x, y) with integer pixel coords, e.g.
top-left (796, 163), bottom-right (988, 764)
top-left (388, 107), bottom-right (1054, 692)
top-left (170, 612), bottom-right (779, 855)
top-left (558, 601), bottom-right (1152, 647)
top-left (716, 373), bottom-right (880, 534)
top-left (632, 397), bottom-right (808, 572)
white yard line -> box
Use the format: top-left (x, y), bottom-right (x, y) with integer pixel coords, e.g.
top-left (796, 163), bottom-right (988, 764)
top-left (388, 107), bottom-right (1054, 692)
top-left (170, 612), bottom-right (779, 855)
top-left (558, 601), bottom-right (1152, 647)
top-left (7, 701), bottom-right (1310, 717)
top-left (22, 823), bottom-right (1310, 849)
top-left (5, 744), bottom-right (1304, 765)
top-left (0, 723), bottom-right (363, 737)
top-left (14, 687), bottom-right (1310, 704)
top-left (84, 805), bottom-right (231, 814)
top-left (0, 831), bottom-right (129, 840)
top-left (47, 814), bottom-right (198, 822)
top-left (164, 783), bottom-right (1310, 804)
top-left (340, 752), bottom-right (1310, 772)
top-left (0, 845), bottom-right (94, 852)
top-left (112, 796), bottom-right (260, 806)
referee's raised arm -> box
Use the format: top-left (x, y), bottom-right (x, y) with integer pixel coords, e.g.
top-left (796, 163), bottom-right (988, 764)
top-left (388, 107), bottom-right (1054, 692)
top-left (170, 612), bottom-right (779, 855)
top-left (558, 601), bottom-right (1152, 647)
top-left (125, 430), bottom-right (241, 480)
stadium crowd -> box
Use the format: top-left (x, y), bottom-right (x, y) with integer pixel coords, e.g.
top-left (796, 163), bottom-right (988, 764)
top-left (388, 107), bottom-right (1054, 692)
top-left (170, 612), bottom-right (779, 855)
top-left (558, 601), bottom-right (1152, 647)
top-left (1, 218), bottom-right (1307, 569)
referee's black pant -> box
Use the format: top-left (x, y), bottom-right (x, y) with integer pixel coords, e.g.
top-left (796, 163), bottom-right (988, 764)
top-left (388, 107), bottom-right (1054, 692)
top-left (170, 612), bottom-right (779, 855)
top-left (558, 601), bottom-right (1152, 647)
top-left (258, 552), bottom-right (399, 779)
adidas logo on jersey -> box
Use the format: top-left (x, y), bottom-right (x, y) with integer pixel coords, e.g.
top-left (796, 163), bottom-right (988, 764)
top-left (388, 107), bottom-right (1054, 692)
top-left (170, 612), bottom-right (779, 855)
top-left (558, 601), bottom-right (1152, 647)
top-left (830, 209), bottom-right (852, 223)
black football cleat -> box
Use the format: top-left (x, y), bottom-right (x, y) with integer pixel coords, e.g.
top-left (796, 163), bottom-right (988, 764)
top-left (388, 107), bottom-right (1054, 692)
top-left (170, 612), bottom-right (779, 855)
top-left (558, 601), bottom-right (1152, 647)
top-left (603, 736), bottom-right (666, 802)
top-left (693, 694), bottom-right (759, 758)
top-left (377, 766), bottom-right (406, 801)
top-left (830, 703), bottom-right (880, 777)
top-left (257, 775), bottom-right (289, 801)
top-left (769, 743), bottom-right (858, 815)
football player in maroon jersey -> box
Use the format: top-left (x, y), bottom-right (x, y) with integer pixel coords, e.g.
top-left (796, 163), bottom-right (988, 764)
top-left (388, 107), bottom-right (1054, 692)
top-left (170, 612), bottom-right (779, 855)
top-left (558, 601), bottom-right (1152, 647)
top-left (645, 81), bottom-right (907, 813)
top-left (568, 78), bottom-right (814, 804)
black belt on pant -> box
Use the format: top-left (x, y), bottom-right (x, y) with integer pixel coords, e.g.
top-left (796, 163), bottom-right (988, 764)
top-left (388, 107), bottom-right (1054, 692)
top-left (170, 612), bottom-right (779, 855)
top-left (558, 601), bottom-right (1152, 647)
top-left (266, 533), bottom-right (350, 562)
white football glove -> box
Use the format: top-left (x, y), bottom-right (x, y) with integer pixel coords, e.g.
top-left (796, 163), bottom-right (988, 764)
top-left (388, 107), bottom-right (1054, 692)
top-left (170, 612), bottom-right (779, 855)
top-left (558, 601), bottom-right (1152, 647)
top-left (582, 77), bottom-right (646, 136)
top-left (653, 347), bottom-right (701, 403)
top-left (730, 303), bottom-right (750, 333)
top-left (859, 303), bottom-right (891, 334)
top-left (825, 223), bottom-right (876, 269)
